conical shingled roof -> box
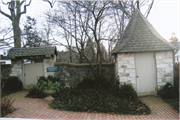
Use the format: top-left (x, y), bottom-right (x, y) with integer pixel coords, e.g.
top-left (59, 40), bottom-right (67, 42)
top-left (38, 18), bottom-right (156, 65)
top-left (112, 9), bottom-right (176, 54)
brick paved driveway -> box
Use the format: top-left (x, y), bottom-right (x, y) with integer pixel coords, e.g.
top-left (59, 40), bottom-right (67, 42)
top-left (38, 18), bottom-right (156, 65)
top-left (2, 90), bottom-right (179, 119)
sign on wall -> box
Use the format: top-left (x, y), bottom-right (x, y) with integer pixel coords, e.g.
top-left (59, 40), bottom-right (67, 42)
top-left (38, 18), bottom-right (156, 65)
top-left (47, 67), bottom-right (58, 72)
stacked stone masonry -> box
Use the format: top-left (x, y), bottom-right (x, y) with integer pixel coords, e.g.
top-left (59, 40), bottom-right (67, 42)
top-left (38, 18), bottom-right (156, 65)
top-left (11, 60), bottom-right (23, 82)
top-left (156, 51), bottom-right (174, 89)
top-left (116, 51), bottom-right (174, 91)
top-left (54, 63), bottom-right (114, 87)
top-left (44, 57), bottom-right (56, 77)
top-left (116, 53), bottom-right (137, 90)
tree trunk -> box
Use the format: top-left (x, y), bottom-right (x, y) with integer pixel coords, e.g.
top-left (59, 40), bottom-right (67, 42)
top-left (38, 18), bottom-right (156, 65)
top-left (12, 19), bottom-right (21, 48)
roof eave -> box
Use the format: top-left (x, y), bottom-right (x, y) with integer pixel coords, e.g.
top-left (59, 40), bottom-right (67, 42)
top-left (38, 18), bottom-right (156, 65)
top-left (112, 49), bottom-right (175, 55)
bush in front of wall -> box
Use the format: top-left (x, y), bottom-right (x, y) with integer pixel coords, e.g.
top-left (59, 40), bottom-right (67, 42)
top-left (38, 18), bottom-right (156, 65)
top-left (118, 83), bottom-right (138, 100)
top-left (37, 75), bottom-right (65, 87)
top-left (25, 86), bottom-right (47, 98)
top-left (2, 76), bottom-right (23, 93)
top-left (158, 82), bottom-right (179, 112)
top-left (76, 71), bottom-right (120, 93)
top-left (158, 82), bottom-right (176, 99)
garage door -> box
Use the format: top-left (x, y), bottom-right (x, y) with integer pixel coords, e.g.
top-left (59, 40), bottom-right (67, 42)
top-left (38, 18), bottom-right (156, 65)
top-left (24, 63), bottom-right (43, 89)
top-left (135, 52), bottom-right (157, 96)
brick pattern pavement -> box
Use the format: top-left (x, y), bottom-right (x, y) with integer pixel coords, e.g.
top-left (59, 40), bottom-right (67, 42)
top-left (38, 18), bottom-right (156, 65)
top-left (2, 90), bottom-right (179, 119)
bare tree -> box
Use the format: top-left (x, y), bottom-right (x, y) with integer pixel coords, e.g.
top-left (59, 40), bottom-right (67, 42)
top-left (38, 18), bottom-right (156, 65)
top-left (108, 0), bottom-right (154, 61)
top-left (47, 1), bottom-right (154, 78)
top-left (0, 26), bottom-right (14, 50)
top-left (0, 0), bottom-right (56, 48)
top-left (0, 0), bottom-right (31, 48)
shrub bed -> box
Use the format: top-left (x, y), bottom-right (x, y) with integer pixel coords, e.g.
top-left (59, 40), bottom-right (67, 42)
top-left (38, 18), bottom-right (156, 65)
top-left (158, 82), bottom-right (179, 112)
top-left (50, 76), bottom-right (150, 115)
top-left (50, 87), bottom-right (150, 114)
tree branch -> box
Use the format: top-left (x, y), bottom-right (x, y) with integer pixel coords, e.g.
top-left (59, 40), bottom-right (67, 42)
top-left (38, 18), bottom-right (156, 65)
top-left (0, 9), bottom-right (12, 20)
top-left (145, 0), bottom-right (154, 18)
top-left (43, 0), bottom-right (56, 8)
top-left (19, 0), bottom-right (31, 16)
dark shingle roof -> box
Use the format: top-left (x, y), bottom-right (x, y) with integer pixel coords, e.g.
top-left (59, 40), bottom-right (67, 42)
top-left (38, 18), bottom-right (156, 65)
top-left (8, 46), bottom-right (57, 57)
top-left (112, 9), bottom-right (176, 54)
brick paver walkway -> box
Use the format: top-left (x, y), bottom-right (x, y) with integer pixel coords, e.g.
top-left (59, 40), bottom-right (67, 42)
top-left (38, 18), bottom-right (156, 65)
top-left (2, 90), bottom-right (179, 119)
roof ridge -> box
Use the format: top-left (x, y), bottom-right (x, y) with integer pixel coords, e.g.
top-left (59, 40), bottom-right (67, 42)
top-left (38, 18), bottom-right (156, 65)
top-left (11, 46), bottom-right (55, 49)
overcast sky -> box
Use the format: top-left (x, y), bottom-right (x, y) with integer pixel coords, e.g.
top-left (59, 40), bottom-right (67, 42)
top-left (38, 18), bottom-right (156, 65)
top-left (0, 0), bottom-right (179, 53)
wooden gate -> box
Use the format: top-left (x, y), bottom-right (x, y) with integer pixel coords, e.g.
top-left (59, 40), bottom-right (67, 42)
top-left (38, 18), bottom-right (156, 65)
top-left (135, 52), bottom-right (157, 96)
top-left (24, 63), bottom-right (44, 89)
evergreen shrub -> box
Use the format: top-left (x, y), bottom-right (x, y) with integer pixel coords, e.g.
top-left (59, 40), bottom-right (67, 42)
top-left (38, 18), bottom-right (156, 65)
top-left (118, 83), bottom-right (137, 100)
top-left (2, 76), bottom-right (23, 93)
top-left (158, 82), bottom-right (175, 99)
top-left (25, 86), bottom-right (47, 98)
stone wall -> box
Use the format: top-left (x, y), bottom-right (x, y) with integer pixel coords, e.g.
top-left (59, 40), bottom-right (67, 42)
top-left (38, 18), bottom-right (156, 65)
top-left (116, 51), bottom-right (174, 91)
top-left (54, 62), bottom-right (114, 87)
top-left (44, 55), bottom-right (56, 77)
top-left (115, 53), bottom-right (136, 89)
top-left (10, 60), bottom-right (23, 82)
top-left (1, 64), bottom-right (12, 78)
top-left (156, 51), bottom-right (174, 89)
